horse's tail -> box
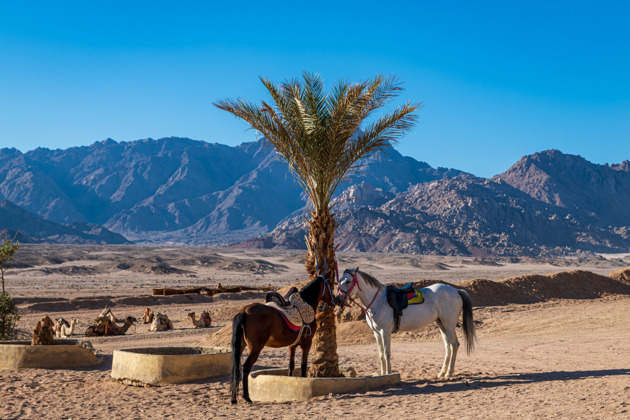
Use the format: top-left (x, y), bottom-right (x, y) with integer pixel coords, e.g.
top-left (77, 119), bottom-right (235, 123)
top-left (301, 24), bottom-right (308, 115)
top-left (457, 289), bottom-right (476, 354)
top-left (230, 312), bottom-right (247, 404)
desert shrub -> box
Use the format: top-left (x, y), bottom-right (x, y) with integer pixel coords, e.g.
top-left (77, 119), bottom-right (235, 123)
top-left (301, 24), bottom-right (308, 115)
top-left (1, 235), bottom-right (22, 294)
top-left (0, 293), bottom-right (20, 341)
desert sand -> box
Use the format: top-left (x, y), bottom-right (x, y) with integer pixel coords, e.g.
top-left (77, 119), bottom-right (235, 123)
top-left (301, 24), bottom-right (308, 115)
top-left (1, 245), bottom-right (629, 419)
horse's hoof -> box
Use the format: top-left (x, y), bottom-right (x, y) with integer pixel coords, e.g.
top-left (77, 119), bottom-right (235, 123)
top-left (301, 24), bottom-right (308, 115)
top-left (244, 398), bottom-right (253, 404)
top-left (230, 399), bottom-right (237, 405)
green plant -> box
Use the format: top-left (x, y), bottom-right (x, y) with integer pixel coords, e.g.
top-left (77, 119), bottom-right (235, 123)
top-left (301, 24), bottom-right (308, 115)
top-left (0, 234), bottom-right (22, 294)
top-left (0, 293), bottom-right (20, 341)
top-left (215, 72), bottom-right (419, 376)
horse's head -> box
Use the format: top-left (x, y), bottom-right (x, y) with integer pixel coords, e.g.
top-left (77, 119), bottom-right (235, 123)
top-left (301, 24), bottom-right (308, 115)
top-left (337, 267), bottom-right (361, 307)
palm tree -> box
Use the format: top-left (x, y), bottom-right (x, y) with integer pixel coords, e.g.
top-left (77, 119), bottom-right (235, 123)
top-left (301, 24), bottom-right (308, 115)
top-left (215, 72), bottom-right (420, 377)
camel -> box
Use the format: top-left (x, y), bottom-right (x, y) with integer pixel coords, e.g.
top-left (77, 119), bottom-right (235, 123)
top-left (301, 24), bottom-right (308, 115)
top-left (54, 318), bottom-right (79, 338)
top-left (54, 318), bottom-right (69, 337)
top-left (108, 316), bottom-right (137, 335)
top-left (149, 313), bottom-right (173, 332)
top-left (31, 315), bottom-right (55, 345)
top-left (85, 316), bottom-right (137, 337)
top-left (141, 308), bottom-right (154, 324)
top-left (188, 311), bottom-right (212, 328)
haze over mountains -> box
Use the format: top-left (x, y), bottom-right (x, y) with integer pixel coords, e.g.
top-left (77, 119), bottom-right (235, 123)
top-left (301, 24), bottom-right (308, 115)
top-left (1, 137), bottom-right (629, 256)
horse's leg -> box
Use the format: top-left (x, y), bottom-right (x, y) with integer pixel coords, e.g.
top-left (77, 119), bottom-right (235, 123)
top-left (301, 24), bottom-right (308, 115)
top-left (242, 347), bottom-right (262, 404)
top-left (382, 330), bottom-right (393, 375)
top-left (435, 319), bottom-right (450, 379)
top-left (435, 318), bottom-right (459, 379)
top-left (288, 346), bottom-right (296, 376)
top-left (443, 322), bottom-right (460, 378)
top-left (373, 330), bottom-right (387, 375)
top-left (299, 339), bottom-right (312, 377)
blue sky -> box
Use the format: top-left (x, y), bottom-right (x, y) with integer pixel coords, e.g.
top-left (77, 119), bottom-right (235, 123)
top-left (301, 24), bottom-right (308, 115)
top-left (1, 0), bottom-right (628, 177)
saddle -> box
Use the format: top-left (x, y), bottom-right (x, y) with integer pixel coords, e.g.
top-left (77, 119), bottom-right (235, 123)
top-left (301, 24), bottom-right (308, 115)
top-left (266, 290), bottom-right (314, 329)
top-left (386, 282), bottom-right (415, 333)
top-left (265, 286), bottom-right (298, 308)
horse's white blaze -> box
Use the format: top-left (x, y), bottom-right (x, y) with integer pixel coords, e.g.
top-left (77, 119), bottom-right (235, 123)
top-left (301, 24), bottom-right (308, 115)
top-left (338, 271), bottom-right (474, 377)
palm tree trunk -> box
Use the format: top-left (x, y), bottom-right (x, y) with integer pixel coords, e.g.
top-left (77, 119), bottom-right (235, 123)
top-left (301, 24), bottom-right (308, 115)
top-left (305, 209), bottom-right (341, 377)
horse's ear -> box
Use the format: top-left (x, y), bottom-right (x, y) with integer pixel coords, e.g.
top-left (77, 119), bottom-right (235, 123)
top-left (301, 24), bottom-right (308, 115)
top-left (354, 266), bottom-right (359, 274)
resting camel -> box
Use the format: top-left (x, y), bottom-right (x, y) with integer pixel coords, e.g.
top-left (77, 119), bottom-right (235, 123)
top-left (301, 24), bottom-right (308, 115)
top-left (54, 318), bottom-right (69, 336)
top-left (108, 316), bottom-right (137, 335)
top-left (32, 315), bottom-right (55, 345)
top-left (188, 311), bottom-right (212, 328)
top-left (149, 313), bottom-right (173, 332)
top-left (141, 308), bottom-right (154, 324)
top-left (85, 316), bottom-right (137, 337)
top-left (54, 318), bottom-right (79, 338)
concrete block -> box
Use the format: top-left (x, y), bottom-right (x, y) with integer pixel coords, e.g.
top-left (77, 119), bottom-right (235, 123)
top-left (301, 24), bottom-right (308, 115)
top-left (111, 346), bottom-right (231, 386)
top-left (248, 367), bottom-right (401, 402)
top-left (0, 340), bottom-right (103, 369)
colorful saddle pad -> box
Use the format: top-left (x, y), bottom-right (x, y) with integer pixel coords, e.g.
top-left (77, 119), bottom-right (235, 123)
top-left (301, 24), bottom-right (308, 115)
top-left (276, 307), bottom-right (302, 331)
top-left (266, 302), bottom-right (303, 331)
top-left (406, 289), bottom-right (424, 305)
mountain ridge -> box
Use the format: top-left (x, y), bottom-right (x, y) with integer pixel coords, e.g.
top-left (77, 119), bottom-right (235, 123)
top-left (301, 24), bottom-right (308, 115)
top-left (236, 152), bottom-right (630, 256)
top-left (1, 137), bottom-right (461, 245)
top-left (2, 139), bottom-right (629, 255)
top-left (0, 200), bottom-right (129, 244)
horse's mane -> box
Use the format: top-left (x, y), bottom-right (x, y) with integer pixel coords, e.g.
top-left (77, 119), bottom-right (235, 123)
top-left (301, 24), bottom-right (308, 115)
top-left (299, 275), bottom-right (324, 307)
top-left (358, 270), bottom-right (383, 288)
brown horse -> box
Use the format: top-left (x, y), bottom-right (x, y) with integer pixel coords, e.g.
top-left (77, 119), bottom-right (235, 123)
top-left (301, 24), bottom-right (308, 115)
top-left (230, 273), bottom-right (335, 404)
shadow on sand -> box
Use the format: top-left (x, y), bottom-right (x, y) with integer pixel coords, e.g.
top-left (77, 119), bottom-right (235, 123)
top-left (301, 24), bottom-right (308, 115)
top-left (337, 368), bottom-right (630, 399)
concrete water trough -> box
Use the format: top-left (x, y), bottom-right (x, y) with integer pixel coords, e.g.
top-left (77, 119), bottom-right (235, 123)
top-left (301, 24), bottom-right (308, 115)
top-left (111, 346), bottom-right (231, 386)
top-left (0, 339), bottom-right (103, 369)
top-left (248, 367), bottom-right (401, 402)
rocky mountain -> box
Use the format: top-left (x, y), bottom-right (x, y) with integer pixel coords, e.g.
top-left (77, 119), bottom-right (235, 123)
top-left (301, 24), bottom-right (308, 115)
top-left (0, 200), bottom-right (129, 244)
top-left (494, 149), bottom-right (630, 227)
top-left (238, 153), bottom-right (630, 256)
top-left (0, 137), bottom-right (460, 245)
top-left (3, 137), bottom-right (628, 255)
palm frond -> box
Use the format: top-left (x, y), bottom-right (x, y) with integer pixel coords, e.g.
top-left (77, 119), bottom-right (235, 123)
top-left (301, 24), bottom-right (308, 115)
top-left (215, 73), bottom-right (421, 214)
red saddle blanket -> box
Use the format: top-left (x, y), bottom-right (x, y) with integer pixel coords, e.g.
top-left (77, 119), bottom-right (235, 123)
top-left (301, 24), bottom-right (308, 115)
top-left (273, 307), bottom-right (301, 332)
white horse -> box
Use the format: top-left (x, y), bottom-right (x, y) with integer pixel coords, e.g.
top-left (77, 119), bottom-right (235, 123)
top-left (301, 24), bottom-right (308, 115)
top-left (337, 268), bottom-right (476, 378)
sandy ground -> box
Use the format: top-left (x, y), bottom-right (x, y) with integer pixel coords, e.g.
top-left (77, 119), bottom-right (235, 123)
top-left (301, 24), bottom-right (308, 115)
top-left (1, 245), bottom-right (629, 419)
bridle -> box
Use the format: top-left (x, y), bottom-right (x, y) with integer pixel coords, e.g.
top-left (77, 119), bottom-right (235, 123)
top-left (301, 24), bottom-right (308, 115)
top-left (337, 270), bottom-right (381, 323)
top-left (312, 244), bottom-right (337, 311)
top-left (317, 274), bottom-right (335, 311)
top-left (337, 270), bottom-right (361, 308)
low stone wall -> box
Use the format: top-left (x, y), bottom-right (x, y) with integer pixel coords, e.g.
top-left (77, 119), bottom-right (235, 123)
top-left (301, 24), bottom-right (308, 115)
top-left (248, 368), bottom-right (401, 402)
top-left (0, 340), bottom-right (103, 369)
top-left (111, 346), bottom-right (231, 386)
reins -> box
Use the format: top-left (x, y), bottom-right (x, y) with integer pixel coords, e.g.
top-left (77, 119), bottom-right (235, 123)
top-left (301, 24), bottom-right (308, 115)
top-left (313, 244), bottom-right (335, 311)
